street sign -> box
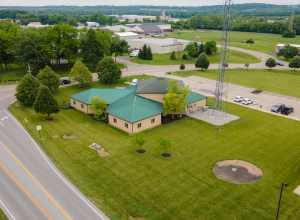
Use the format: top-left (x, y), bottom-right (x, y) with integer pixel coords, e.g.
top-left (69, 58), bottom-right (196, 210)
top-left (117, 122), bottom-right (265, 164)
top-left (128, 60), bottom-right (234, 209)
top-left (36, 125), bottom-right (42, 131)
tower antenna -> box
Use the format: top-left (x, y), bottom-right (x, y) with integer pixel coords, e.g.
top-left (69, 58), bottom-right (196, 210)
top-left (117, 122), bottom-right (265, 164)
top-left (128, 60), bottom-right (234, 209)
top-left (215, 0), bottom-right (232, 112)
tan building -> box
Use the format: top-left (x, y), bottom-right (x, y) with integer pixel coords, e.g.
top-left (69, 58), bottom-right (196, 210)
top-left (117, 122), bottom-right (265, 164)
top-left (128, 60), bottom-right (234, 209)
top-left (71, 78), bottom-right (207, 134)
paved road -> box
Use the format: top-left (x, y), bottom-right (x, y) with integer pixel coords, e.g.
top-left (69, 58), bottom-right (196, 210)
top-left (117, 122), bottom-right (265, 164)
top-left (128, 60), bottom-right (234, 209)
top-left (118, 58), bottom-right (300, 122)
top-left (0, 85), bottom-right (108, 220)
top-left (119, 45), bottom-right (289, 76)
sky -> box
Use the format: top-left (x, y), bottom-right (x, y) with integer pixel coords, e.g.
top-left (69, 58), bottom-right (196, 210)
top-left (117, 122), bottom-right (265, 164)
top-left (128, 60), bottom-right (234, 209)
top-left (0, 0), bottom-right (298, 7)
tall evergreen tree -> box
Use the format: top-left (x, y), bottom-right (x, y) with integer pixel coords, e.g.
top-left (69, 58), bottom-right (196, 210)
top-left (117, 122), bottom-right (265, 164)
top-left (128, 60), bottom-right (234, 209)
top-left (37, 66), bottom-right (60, 93)
top-left (70, 60), bottom-right (92, 87)
top-left (195, 53), bottom-right (210, 71)
top-left (80, 29), bottom-right (104, 70)
top-left (97, 57), bottom-right (121, 84)
top-left (111, 37), bottom-right (129, 62)
top-left (33, 85), bottom-right (59, 120)
top-left (16, 73), bottom-right (40, 106)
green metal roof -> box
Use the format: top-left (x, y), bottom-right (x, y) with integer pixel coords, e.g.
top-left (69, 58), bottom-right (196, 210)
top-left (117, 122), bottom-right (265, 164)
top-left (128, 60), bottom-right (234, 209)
top-left (107, 93), bottom-right (163, 123)
top-left (71, 87), bottom-right (134, 105)
top-left (187, 91), bottom-right (207, 104)
top-left (71, 79), bottom-right (207, 123)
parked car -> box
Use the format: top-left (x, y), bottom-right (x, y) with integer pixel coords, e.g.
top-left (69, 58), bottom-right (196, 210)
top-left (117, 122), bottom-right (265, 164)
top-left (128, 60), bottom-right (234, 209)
top-left (129, 49), bottom-right (139, 57)
top-left (281, 106), bottom-right (294, 115)
top-left (242, 98), bottom-right (253, 105)
top-left (233, 96), bottom-right (244, 103)
top-left (271, 104), bottom-right (284, 113)
top-left (276, 61), bottom-right (285, 66)
top-left (60, 77), bottom-right (71, 85)
top-left (271, 104), bottom-right (294, 115)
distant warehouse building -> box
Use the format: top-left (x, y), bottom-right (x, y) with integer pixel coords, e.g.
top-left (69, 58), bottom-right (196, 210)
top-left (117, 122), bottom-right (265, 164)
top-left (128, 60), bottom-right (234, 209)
top-left (115, 32), bottom-right (140, 40)
top-left (126, 37), bottom-right (190, 54)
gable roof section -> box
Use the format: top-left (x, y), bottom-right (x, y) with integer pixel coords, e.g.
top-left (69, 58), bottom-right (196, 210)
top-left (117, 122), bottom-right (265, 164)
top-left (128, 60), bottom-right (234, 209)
top-left (136, 78), bottom-right (184, 94)
top-left (107, 93), bottom-right (163, 123)
top-left (187, 91), bottom-right (207, 104)
top-left (71, 87), bottom-right (134, 105)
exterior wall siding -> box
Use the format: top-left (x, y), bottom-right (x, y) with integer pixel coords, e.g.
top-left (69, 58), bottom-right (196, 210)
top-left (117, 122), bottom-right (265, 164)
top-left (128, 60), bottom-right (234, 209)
top-left (70, 98), bottom-right (89, 114)
top-left (187, 99), bottom-right (207, 113)
top-left (108, 114), bottom-right (162, 134)
top-left (132, 114), bottom-right (162, 133)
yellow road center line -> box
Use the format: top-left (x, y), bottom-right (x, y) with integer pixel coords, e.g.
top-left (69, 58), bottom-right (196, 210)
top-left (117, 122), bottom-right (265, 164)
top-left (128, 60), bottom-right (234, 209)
top-left (0, 159), bottom-right (52, 220)
top-left (0, 142), bottom-right (73, 220)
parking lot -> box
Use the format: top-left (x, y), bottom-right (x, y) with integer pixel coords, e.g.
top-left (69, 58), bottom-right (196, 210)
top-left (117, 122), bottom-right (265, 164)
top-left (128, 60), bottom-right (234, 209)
top-left (183, 76), bottom-right (300, 122)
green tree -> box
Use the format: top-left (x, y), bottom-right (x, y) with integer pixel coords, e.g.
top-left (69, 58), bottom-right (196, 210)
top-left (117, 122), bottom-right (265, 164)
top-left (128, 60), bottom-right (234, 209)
top-left (163, 80), bottom-right (189, 116)
top-left (138, 45), bottom-right (146, 59)
top-left (33, 85), bottom-right (59, 120)
top-left (16, 29), bottom-right (53, 74)
top-left (111, 37), bottom-right (129, 62)
top-left (16, 73), bottom-right (40, 106)
top-left (90, 96), bottom-right (107, 120)
top-left (265, 58), bottom-right (277, 69)
top-left (170, 51), bottom-right (177, 60)
top-left (289, 56), bottom-right (300, 70)
top-left (97, 57), bottom-right (121, 84)
top-left (146, 46), bottom-right (153, 60)
top-left (278, 45), bottom-right (298, 59)
top-left (204, 41), bottom-right (217, 55)
top-left (0, 30), bottom-right (15, 69)
top-left (195, 53), bottom-right (210, 70)
top-left (48, 24), bottom-right (79, 64)
top-left (37, 66), bottom-right (60, 93)
top-left (138, 44), bottom-right (152, 60)
top-left (70, 60), bottom-right (92, 87)
top-left (184, 42), bottom-right (199, 58)
top-left (80, 29), bottom-right (105, 70)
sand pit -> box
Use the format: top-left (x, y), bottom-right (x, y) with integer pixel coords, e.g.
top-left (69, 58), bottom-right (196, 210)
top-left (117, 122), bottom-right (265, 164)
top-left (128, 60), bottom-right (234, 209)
top-left (213, 160), bottom-right (263, 184)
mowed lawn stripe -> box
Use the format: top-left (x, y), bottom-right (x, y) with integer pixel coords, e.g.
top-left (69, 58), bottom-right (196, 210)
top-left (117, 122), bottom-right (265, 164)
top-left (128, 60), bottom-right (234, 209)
top-left (9, 81), bottom-right (300, 220)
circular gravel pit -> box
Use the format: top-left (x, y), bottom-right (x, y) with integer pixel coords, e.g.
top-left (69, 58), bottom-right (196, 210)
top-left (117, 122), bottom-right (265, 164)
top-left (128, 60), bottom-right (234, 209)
top-left (161, 152), bottom-right (172, 158)
top-left (213, 160), bottom-right (263, 184)
top-left (136, 149), bottom-right (146, 154)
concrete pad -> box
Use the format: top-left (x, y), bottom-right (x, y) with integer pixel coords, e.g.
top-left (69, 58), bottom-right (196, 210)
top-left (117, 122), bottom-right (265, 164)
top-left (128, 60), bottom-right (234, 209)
top-left (187, 109), bottom-right (240, 126)
top-left (294, 186), bottom-right (300, 196)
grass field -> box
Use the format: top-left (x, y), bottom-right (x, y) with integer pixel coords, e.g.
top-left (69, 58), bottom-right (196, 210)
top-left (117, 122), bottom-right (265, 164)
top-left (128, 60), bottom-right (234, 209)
top-left (9, 79), bottom-right (300, 220)
top-left (168, 30), bottom-right (300, 54)
top-left (173, 69), bottom-right (300, 98)
top-left (0, 65), bottom-right (26, 84)
top-left (131, 50), bottom-right (260, 65)
top-left (0, 209), bottom-right (7, 220)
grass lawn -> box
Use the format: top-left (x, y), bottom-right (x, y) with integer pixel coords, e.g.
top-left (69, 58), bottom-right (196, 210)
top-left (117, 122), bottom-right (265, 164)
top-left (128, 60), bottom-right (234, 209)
top-left (0, 65), bottom-right (26, 84)
top-left (173, 69), bottom-right (300, 98)
top-left (168, 30), bottom-right (300, 54)
top-left (131, 50), bottom-right (260, 65)
top-left (9, 78), bottom-right (300, 220)
top-left (0, 209), bottom-right (7, 220)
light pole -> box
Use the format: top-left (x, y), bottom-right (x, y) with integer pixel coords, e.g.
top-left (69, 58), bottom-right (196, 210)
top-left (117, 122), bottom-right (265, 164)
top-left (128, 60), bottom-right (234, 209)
top-left (275, 183), bottom-right (288, 220)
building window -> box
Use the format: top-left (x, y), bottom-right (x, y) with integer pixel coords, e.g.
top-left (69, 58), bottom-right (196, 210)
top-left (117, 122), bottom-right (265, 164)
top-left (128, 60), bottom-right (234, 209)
top-left (151, 118), bottom-right (156, 124)
top-left (73, 100), bottom-right (76, 105)
top-left (81, 104), bottom-right (84, 109)
top-left (125, 123), bottom-right (128, 128)
top-left (113, 118), bottom-right (117, 123)
top-left (137, 123), bottom-right (142, 128)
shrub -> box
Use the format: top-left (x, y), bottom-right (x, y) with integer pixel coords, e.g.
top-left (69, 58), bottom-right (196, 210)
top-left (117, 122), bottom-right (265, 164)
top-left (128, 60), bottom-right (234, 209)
top-left (246, 38), bottom-right (255, 44)
top-left (170, 51), bottom-right (177, 60)
top-left (180, 64), bottom-right (186, 70)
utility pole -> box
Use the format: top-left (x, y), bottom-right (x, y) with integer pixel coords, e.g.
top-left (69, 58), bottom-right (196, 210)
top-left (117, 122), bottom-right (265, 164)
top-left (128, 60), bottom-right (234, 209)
top-left (215, 0), bottom-right (232, 112)
top-left (275, 183), bottom-right (288, 220)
